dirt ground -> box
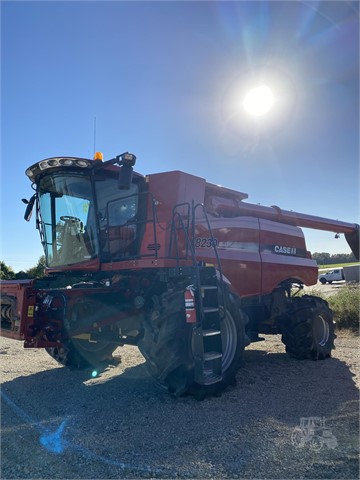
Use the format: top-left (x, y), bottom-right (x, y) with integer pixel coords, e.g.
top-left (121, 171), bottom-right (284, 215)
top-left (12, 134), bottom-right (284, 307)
top-left (1, 330), bottom-right (359, 479)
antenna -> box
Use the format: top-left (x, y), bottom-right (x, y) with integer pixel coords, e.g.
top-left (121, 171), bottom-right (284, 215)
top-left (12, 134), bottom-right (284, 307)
top-left (93, 116), bottom-right (97, 155)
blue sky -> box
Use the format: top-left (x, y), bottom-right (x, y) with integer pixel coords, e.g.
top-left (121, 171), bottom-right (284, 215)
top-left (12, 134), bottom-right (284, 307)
top-left (1, 1), bottom-right (359, 271)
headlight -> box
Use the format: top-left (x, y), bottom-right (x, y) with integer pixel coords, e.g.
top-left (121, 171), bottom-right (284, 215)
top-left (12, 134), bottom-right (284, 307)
top-left (37, 157), bottom-right (90, 170)
top-left (117, 152), bottom-right (136, 166)
top-left (25, 157), bottom-right (92, 182)
top-left (47, 159), bottom-right (60, 167)
top-left (25, 167), bottom-right (37, 181)
top-left (39, 161), bottom-right (49, 170)
top-left (75, 159), bottom-right (89, 167)
top-left (59, 158), bottom-right (75, 166)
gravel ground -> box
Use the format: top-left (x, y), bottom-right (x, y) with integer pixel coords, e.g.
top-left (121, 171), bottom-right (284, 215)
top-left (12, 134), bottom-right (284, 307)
top-left (1, 330), bottom-right (359, 479)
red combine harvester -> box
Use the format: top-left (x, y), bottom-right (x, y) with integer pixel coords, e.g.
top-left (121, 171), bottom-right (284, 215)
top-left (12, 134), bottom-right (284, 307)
top-left (1, 152), bottom-right (359, 397)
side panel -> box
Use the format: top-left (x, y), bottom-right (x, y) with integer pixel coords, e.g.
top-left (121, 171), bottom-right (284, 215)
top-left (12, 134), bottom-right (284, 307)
top-left (194, 216), bottom-right (317, 297)
top-left (195, 216), bottom-right (262, 297)
top-left (146, 171), bottom-right (206, 223)
top-left (143, 171), bottom-right (206, 260)
top-left (259, 219), bottom-right (318, 294)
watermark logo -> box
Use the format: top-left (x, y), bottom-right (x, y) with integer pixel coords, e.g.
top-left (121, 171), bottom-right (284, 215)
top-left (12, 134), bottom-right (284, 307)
top-left (291, 417), bottom-right (338, 450)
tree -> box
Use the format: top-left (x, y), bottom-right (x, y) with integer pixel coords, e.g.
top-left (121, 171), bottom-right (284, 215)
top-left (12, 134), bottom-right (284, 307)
top-left (15, 270), bottom-right (30, 280)
top-left (0, 261), bottom-right (15, 280)
top-left (25, 255), bottom-right (46, 279)
top-left (312, 252), bottom-right (357, 266)
top-left (312, 252), bottom-right (331, 265)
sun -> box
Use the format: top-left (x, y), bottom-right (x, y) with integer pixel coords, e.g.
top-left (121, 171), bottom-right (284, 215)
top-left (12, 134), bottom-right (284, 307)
top-left (243, 85), bottom-right (275, 117)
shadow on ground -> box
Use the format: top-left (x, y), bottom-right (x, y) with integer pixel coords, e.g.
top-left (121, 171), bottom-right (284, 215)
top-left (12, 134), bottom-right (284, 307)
top-left (1, 342), bottom-right (359, 479)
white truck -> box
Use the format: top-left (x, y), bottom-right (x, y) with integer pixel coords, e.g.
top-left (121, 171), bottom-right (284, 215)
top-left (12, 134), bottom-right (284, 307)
top-left (318, 269), bottom-right (345, 284)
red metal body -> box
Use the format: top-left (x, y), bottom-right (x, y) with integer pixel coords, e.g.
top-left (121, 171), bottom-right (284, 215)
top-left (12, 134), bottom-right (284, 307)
top-left (141, 171), bottom-right (357, 297)
top-left (1, 158), bottom-right (358, 350)
top-left (0, 280), bottom-right (36, 341)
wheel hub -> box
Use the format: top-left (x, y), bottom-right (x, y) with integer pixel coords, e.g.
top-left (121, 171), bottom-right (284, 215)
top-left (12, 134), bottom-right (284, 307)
top-left (220, 308), bottom-right (238, 372)
top-left (313, 315), bottom-right (330, 347)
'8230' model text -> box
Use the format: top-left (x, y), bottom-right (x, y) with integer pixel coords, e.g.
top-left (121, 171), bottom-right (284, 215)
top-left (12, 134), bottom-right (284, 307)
top-left (195, 237), bottom-right (218, 248)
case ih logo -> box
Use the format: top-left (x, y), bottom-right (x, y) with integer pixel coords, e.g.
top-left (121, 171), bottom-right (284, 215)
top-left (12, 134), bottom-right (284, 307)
top-left (274, 245), bottom-right (297, 255)
top-left (261, 244), bottom-right (307, 257)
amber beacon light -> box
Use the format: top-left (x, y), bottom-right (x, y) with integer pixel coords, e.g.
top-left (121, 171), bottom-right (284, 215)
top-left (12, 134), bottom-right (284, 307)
top-left (93, 152), bottom-right (103, 161)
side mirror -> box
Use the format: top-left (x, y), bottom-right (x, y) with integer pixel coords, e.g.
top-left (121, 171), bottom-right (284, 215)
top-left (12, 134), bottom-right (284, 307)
top-left (22, 194), bottom-right (36, 221)
top-left (118, 163), bottom-right (134, 190)
top-left (117, 153), bottom-right (136, 190)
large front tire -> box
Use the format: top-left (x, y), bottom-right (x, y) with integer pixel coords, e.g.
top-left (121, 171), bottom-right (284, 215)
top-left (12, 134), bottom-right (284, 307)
top-left (138, 289), bottom-right (195, 396)
top-left (281, 295), bottom-right (336, 360)
top-left (138, 284), bottom-right (248, 397)
top-left (46, 339), bottom-right (117, 369)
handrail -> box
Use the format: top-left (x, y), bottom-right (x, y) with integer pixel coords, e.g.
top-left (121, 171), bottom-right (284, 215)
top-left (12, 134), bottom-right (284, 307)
top-left (192, 203), bottom-right (224, 285)
top-left (168, 201), bottom-right (225, 281)
top-left (168, 203), bottom-right (191, 265)
top-left (168, 201), bottom-right (226, 322)
top-left (192, 203), bottom-right (226, 316)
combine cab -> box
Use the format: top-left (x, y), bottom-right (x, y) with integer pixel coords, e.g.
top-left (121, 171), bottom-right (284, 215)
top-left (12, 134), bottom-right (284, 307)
top-left (1, 152), bottom-right (359, 397)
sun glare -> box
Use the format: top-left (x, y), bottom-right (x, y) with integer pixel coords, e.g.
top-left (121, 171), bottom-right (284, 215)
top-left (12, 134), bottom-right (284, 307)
top-left (243, 85), bottom-right (275, 117)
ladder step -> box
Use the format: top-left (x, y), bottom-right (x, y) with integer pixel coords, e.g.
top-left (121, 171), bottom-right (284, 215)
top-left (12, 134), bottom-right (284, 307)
top-left (202, 329), bottom-right (221, 337)
top-left (204, 351), bottom-right (222, 361)
top-left (203, 307), bottom-right (219, 314)
top-left (202, 372), bottom-right (223, 385)
top-left (201, 285), bottom-right (217, 291)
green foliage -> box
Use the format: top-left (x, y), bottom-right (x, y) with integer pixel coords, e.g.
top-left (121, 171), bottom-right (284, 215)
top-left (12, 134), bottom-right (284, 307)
top-left (297, 285), bottom-right (360, 333)
top-left (25, 255), bottom-right (46, 279)
top-left (15, 270), bottom-right (31, 279)
top-left (312, 252), bottom-right (331, 265)
top-left (327, 284), bottom-right (360, 332)
top-left (1, 256), bottom-right (47, 281)
top-left (319, 262), bottom-right (360, 269)
top-left (312, 252), bottom-right (357, 265)
top-left (0, 261), bottom-right (15, 280)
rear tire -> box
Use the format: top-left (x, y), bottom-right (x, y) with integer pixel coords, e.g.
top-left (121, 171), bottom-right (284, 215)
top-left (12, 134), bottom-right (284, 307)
top-left (46, 339), bottom-right (117, 369)
top-left (138, 284), bottom-right (248, 397)
top-left (281, 295), bottom-right (336, 360)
